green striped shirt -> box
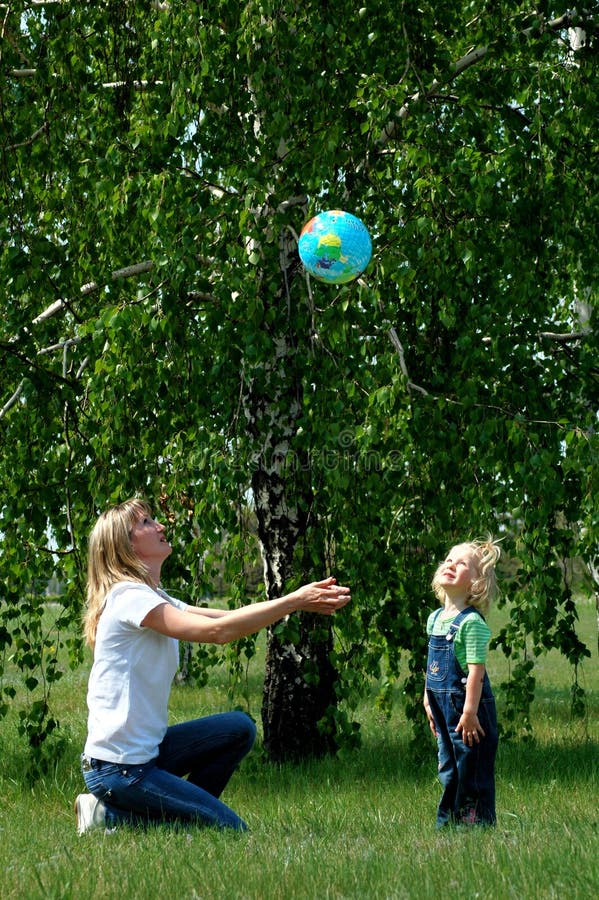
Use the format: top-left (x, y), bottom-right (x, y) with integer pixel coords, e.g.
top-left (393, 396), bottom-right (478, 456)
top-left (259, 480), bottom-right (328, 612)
top-left (426, 608), bottom-right (491, 672)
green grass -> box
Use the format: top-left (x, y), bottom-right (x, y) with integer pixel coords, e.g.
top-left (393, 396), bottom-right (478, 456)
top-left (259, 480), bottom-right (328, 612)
top-left (0, 598), bottom-right (597, 899)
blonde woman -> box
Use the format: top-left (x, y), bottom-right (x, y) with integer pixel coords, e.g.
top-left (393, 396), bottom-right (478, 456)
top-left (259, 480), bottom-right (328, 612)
top-left (76, 498), bottom-right (351, 835)
top-left (423, 538), bottom-right (501, 827)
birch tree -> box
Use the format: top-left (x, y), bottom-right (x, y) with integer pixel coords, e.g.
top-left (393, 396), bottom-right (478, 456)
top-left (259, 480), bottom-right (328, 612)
top-left (1, 1), bottom-right (597, 768)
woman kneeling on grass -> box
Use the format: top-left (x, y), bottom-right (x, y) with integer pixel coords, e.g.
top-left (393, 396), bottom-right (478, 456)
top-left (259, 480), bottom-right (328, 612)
top-left (76, 497), bottom-right (351, 835)
top-left (423, 537), bottom-right (500, 828)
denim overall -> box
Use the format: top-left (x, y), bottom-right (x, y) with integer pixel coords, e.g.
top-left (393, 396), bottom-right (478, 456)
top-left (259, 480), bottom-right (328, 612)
top-left (426, 607), bottom-right (498, 826)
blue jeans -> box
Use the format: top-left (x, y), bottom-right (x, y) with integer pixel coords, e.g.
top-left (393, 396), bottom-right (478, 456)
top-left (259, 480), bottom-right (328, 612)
top-left (81, 712), bottom-right (256, 831)
top-left (427, 688), bottom-right (498, 826)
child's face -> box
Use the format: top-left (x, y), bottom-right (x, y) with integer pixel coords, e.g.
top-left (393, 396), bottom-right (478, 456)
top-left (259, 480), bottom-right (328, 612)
top-left (437, 544), bottom-right (478, 593)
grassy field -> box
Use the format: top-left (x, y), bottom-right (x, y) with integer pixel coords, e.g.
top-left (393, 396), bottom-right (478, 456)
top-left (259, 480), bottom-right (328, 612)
top-left (0, 598), bottom-right (597, 899)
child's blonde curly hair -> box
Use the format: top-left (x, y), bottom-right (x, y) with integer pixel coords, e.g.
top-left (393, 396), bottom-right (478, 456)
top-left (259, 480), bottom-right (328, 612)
top-left (432, 536), bottom-right (501, 616)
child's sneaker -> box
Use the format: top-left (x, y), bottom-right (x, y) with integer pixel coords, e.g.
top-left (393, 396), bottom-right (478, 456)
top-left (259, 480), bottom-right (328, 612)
top-left (75, 793), bottom-right (106, 835)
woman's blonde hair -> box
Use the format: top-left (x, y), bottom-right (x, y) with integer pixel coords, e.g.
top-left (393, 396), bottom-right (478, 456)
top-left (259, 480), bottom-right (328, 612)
top-left (84, 498), bottom-right (156, 648)
top-left (432, 536), bottom-right (501, 616)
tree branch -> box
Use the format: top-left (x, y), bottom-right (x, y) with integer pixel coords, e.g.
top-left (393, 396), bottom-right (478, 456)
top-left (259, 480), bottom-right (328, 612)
top-left (377, 8), bottom-right (594, 148)
top-left (0, 340), bottom-right (74, 386)
top-left (28, 258), bottom-right (218, 331)
top-left (1, 0), bottom-right (169, 8)
top-left (6, 121), bottom-right (48, 151)
top-left (0, 379), bottom-right (25, 420)
top-left (32, 260), bottom-right (156, 325)
top-left (538, 330), bottom-right (590, 343)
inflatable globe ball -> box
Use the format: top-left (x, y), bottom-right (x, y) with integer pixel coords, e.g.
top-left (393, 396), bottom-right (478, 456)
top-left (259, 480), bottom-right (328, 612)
top-left (298, 210), bottom-right (372, 284)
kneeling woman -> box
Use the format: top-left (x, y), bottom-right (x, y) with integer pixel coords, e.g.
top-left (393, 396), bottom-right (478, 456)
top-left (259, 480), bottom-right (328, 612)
top-left (76, 498), bottom-right (351, 834)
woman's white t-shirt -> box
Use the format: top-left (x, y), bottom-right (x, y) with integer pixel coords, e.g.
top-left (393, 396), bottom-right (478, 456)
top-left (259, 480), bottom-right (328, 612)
top-left (84, 581), bottom-right (188, 764)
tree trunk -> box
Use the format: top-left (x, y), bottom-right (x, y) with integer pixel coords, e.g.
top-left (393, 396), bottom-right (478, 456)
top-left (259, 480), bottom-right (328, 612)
top-left (242, 268), bottom-right (339, 759)
top-left (249, 461), bottom-right (338, 761)
top-left (261, 615), bottom-right (337, 762)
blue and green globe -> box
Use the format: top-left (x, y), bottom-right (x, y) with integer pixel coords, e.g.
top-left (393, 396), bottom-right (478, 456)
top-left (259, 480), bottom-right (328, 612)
top-left (298, 210), bottom-right (372, 284)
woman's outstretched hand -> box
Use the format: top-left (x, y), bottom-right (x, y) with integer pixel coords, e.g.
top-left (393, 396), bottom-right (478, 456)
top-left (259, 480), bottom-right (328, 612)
top-left (293, 577), bottom-right (351, 615)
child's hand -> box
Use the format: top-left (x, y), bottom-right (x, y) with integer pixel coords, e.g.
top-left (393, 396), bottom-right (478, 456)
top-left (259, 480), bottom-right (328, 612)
top-left (424, 698), bottom-right (437, 737)
top-left (458, 664), bottom-right (487, 744)
top-left (456, 713), bottom-right (485, 744)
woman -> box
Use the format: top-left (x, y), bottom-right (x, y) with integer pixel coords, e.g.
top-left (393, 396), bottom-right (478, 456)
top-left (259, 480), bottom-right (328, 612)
top-left (76, 497), bottom-right (351, 834)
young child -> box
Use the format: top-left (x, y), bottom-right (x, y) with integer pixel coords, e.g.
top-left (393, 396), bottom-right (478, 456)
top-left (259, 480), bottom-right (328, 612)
top-left (423, 537), bottom-right (501, 827)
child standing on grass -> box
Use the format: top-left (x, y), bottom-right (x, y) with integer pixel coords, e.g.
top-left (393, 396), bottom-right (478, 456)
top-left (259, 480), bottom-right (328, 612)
top-left (423, 537), bottom-right (501, 827)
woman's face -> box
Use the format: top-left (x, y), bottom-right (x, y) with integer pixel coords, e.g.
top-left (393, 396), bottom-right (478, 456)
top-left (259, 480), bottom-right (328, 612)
top-left (130, 511), bottom-right (172, 567)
